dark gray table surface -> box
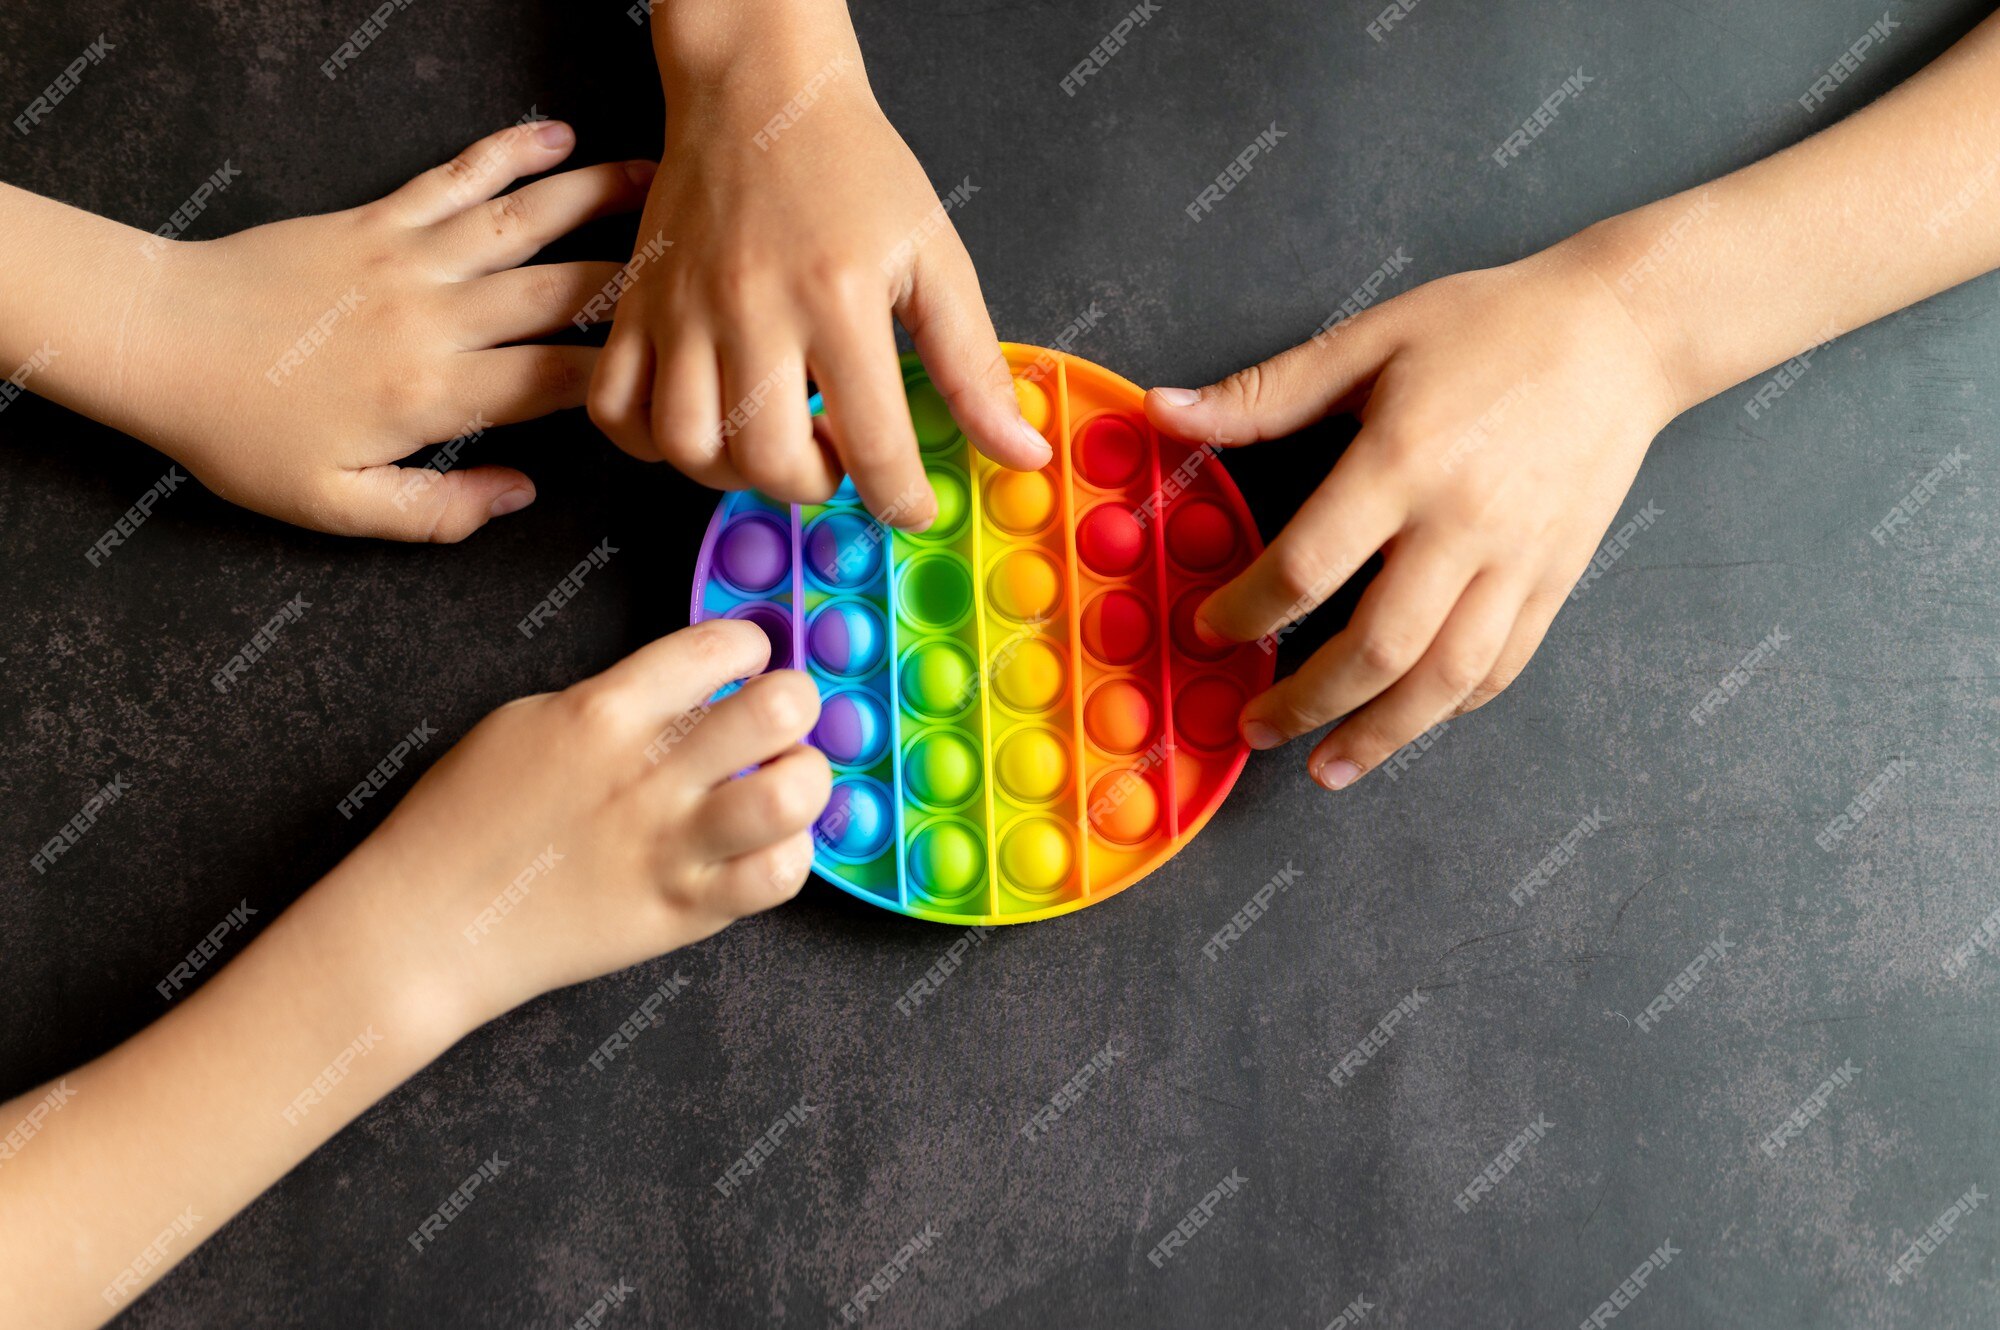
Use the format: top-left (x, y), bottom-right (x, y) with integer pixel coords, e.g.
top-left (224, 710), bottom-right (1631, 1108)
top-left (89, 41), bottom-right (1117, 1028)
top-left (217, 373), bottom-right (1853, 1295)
top-left (4, 1), bottom-right (1998, 1326)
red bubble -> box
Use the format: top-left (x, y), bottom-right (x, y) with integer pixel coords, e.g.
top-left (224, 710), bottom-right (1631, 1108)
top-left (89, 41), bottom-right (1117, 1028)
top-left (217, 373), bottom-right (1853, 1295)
top-left (1167, 499), bottom-right (1238, 571)
top-left (1075, 415), bottom-right (1147, 489)
top-left (1081, 589), bottom-right (1154, 666)
top-left (1171, 588), bottom-right (1232, 661)
top-left (1176, 675), bottom-right (1246, 751)
top-left (1077, 504), bottom-right (1146, 577)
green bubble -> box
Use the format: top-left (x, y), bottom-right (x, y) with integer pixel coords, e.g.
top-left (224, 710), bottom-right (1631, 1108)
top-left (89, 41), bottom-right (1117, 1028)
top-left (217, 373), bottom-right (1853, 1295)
top-left (908, 730), bottom-right (980, 807)
top-left (907, 379), bottom-right (959, 449)
top-left (901, 641), bottom-right (975, 717)
top-left (899, 555), bottom-right (972, 630)
top-left (911, 821), bottom-right (983, 900)
top-left (927, 467), bottom-right (968, 536)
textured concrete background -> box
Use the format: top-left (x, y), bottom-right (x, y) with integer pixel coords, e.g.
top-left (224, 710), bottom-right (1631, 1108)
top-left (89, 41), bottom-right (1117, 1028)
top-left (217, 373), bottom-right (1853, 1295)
top-left (3, 0), bottom-right (1998, 1326)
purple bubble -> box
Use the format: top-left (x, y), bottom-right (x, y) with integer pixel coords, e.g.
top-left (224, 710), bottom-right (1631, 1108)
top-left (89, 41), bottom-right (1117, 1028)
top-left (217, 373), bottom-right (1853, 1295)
top-left (715, 515), bottom-right (790, 595)
top-left (806, 601), bottom-right (884, 678)
top-left (726, 602), bottom-right (793, 672)
top-left (811, 690), bottom-right (887, 768)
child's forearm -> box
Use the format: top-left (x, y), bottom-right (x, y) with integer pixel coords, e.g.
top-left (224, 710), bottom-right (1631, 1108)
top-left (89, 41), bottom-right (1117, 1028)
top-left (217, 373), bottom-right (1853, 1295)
top-left (0, 183), bottom-right (179, 438)
top-left (1566, 10), bottom-right (2000, 414)
top-left (0, 849), bottom-right (477, 1330)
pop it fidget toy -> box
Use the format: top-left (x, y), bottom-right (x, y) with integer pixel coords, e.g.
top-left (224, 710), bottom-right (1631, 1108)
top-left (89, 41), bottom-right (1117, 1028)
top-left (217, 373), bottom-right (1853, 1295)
top-left (689, 345), bottom-right (1275, 924)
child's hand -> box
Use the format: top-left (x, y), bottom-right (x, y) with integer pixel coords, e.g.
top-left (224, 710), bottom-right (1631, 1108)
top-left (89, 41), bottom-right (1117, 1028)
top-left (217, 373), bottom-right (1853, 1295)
top-left (338, 618), bottom-right (831, 1023)
top-left (589, 15), bottom-right (1050, 531)
top-left (1145, 251), bottom-right (1677, 791)
top-left (115, 123), bottom-right (654, 541)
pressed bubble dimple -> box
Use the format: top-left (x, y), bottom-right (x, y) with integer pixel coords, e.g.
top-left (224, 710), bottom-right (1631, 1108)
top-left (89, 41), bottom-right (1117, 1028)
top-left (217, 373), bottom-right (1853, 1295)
top-left (1176, 675), bottom-right (1246, 752)
top-left (1081, 589), bottom-right (1155, 667)
top-left (898, 552), bottom-right (973, 630)
top-left (805, 511), bottom-right (884, 590)
top-left (715, 514), bottom-right (790, 595)
top-left (996, 727), bottom-right (1068, 803)
top-left (806, 600), bottom-right (885, 678)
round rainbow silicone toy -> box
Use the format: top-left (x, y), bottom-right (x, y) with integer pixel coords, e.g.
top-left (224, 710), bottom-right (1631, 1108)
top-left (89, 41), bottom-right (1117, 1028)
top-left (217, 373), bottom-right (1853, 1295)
top-left (689, 345), bottom-right (1274, 924)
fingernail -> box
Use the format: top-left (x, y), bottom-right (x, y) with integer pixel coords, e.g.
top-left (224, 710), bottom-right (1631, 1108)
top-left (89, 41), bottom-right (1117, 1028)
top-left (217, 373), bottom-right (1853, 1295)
top-left (489, 488), bottom-right (534, 518)
top-left (1316, 758), bottom-right (1362, 792)
top-left (535, 122), bottom-right (574, 148)
top-left (625, 159), bottom-right (658, 186)
top-left (1017, 417), bottom-right (1053, 461)
top-left (1242, 720), bottom-right (1284, 751)
top-left (1192, 613), bottom-right (1228, 647)
top-left (1153, 386), bottom-right (1200, 407)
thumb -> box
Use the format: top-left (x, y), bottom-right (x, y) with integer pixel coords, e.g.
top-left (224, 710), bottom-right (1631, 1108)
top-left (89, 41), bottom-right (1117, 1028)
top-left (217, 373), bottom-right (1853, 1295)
top-left (1145, 319), bottom-right (1393, 445)
top-left (329, 464), bottom-right (536, 542)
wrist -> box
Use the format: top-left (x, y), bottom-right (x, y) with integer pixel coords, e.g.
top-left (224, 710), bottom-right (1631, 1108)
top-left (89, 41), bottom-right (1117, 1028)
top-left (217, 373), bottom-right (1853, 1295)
top-left (654, 0), bottom-right (868, 118)
top-left (1550, 210), bottom-right (1713, 422)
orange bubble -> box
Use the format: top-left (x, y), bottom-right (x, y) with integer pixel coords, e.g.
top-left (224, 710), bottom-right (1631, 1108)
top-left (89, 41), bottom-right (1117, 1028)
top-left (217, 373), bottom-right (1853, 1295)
top-left (1085, 679), bottom-right (1154, 754)
top-left (1089, 769), bottom-right (1161, 845)
top-left (985, 467), bottom-right (1057, 535)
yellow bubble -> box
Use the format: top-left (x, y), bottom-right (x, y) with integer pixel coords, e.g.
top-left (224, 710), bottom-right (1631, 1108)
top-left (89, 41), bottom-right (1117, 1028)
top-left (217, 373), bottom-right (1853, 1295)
top-left (1014, 377), bottom-right (1051, 434)
top-left (1001, 819), bottom-right (1074, 896)
top-left (992, 638), bottom-right (1065, 713)
top-left (997, 727), bottom-right (1069, 803)
top-left (988, 549), bottom-right (1061, 623)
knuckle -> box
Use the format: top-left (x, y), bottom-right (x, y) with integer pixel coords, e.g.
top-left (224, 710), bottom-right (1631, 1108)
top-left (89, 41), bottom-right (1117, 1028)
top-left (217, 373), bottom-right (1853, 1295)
top-left (569, 680), bottom-right (639, 739)
top-left (485, 189), bottom-right (532, 234)
top-left (1220, 362), bottom-right (1268, 415)
top-left (535, 351), bottom-right (585, 399)
top-left (528, 265), bottom-right (572, 311)
top-left (747, 678), bottom-right (806, 737)
top-left (1432, 646), bottom-right (1491, 703)
top-left (1356, 626), bottom-right (1421, 678)
top-left (440, 150), bottom-right (482, 187)
top-left (1270, 544), bottom-right (1330, 607)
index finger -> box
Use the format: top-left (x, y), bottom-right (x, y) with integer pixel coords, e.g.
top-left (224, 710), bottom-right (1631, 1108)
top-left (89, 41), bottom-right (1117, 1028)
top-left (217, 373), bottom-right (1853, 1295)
top-left (1196, 441), bottom-right (1404, 645)
top-left (810, 310), bottom-right (936, 531)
